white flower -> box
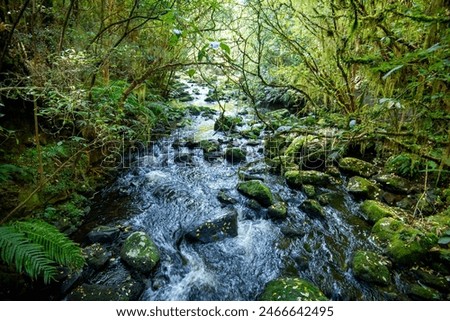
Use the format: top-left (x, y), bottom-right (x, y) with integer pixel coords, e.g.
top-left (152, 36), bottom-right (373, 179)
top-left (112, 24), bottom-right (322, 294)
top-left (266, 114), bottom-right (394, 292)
top-left (172, 29), bottom-right (182, 35)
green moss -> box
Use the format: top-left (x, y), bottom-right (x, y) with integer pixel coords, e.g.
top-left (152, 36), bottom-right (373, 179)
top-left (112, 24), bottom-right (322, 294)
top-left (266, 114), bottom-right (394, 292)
top-left (225, 148), bottom-right (247, 164)
top-left (300, 199), bottom-right (325, 219)
top-left (347, 176), bottom-right (381, 199)
top-left (268, 202), bottom-right (288, 220)
top-left (284, 170), bottom-right (331, 188)
top-left (237, 180), bottom-right (274, 207)
top-left (408, 284), bottom-right (441, 300)
top-left (372, 217), bottom-right (406, 243)
top-left (360, 200), bottom-right (401, 224)
top-left (338, 157), bottom-right (377, 178)
top-left (120, 232), bottom-right (160, 274)
top-left (284, 135), bottom-right (314, 157)
top-left (303, 185), bottom-right (316, 198)
top-left (260, 277), bottom-right (328, 301)
top-left (352, 251), bottom-right (391, 286)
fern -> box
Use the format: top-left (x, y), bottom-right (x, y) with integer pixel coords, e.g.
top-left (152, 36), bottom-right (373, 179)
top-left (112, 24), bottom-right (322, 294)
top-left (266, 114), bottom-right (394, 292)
top-left (0, 219), bottom-right (85, 283)
top-left (13, 220), bottom-right (85, 270)
top-left (0, 226), bottom-right (58, 283)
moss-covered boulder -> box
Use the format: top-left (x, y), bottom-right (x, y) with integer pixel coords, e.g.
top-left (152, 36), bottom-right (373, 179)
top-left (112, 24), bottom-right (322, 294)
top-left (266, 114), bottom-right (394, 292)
top-left (199, 140), bottom-right (220, 154)
top-left (260, 277), bottom-right (328, 301)
top-left (372, 218), bottom-right (438, 265)
top-left (185, 209), bottom-right (238, 243)
top-left (303, 185), bottom-right (316, 198)
top-left (120, 231), bottom-right (160, 274)
top-left (407, 284), bottom-right (442, 300)
top-left (300, 199), bottom-right (325, 219)
top-left (285, 170), bottom-right (331, 188)
top-left (225, 147), bottom-right (247, 164)
top-left (360, 200), bottom-right (403, 224)
top-left (339, 157), bottom-right (377, 178)
top-left (237, 180), bottom-right (275, 207)
top-left (352, 251), bottom-right (391, 286)
top-left (347, 176), bottom-right (381, 200)
top-left (268, 202), bottom-right (288, 220)
top-left (373, 173), bottom-right (414, 194)
top-left (214, 115), bottom-right (242, 132)
top-left (284, 135), bottom-right (314, 157)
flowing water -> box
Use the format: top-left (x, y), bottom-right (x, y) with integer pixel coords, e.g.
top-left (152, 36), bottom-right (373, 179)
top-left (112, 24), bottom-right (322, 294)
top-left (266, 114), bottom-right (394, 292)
top-left (83, 81), bottom-right (402, 301)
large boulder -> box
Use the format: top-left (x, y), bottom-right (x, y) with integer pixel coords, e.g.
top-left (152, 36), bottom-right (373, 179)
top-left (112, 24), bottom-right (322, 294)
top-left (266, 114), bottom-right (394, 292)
top-left (260, 277), bottom-right (328, 301)
top-left (347, 176), bottom-right (381, 200)
top-left (372, 218), bottom-right (438, 265)
top-left (237, 180), bottom-right (275, 207)
top-left (120, 231), bottom-right (160, 274)
top-left (285, 170), bottom-right (331, 188)
top-left (360, 200), bottom-right (403, 224)
top-left (352, 250), bottom-right (391, 286)
top-left (284, 135), bottom-right (331, 169)
top-left (339, 157), bottom-right (377, 178)
top-left (185, 209), bottom-right (238, 243)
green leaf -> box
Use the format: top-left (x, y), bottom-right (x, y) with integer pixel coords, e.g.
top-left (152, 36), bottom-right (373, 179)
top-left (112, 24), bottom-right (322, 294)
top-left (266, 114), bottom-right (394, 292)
top-left (186, 69), bottom-right (196, 78)
top-left (438, 236), bottom-right (450, 245)
top-left (220, 42), bottom-right (231, 55)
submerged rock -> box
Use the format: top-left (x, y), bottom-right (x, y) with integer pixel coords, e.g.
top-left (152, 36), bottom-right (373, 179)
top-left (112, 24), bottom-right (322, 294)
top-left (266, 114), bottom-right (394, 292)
top-left (347, 176), bottom-right (381, 200)
top-left (120, 231), bottom-right (160, 274)
top-left (185, 209), bottom-right (238, 244)
top-left (260, 277), bottom-right (328, 301)
top-left (217, 190), bottom-right (237, 205)
top-left (237, 180), bottom-right (275, 207)
top-left (339, 157), bottom-right (377, 178)
top-left (352, 250), bottom-right (391, 286)
top-left (285, 170), bottom-right (331, 188)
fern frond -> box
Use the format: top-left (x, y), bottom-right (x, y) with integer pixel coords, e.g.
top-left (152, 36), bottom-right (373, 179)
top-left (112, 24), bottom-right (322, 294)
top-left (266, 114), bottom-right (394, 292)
top-left (13, 220), bottom-right (85, 270)
top-left (0, 226), bottom-right (58, 283)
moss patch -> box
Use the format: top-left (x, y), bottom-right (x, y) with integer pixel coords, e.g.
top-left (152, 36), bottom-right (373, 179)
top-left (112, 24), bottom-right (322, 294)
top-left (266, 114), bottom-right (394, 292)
top-left (260, 277), bottom-right (328, 301)
top-left (360, 200), bottom-right (402, 224)
top-left (120, 231), bottom-right (160, 274)
top-left (352, 251), bottom-right (391, 286)
top-left (285, 170), bottom-right (331, 188)
top-left (237, 180), bottom-right (275, 207)
top-left (339, 157), bottom-right (377, 178)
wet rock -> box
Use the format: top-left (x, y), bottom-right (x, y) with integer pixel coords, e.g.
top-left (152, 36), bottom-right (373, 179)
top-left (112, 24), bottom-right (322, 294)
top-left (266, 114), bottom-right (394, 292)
top-left (338, 157), bottom-right (377, 178)
top-left (371, 217), bottom-right (405, 243)
top-left (300, 199), bottom-right (325, 219)
top-left (260, 277), bottom-right (328, 301)
top-left (237, 180), bottom-right (275, 207)
top-left (87, 226), bottom-right (120, 244)
top-left (185, 209), bottom-right (238, 243)
top-left (217, 190), bottom-right (237, 205)
top-left (120, 231), bottom-right (160, 274)
top-left (268, 202), bottom-right (288, 220)
top-left (407, 284), bottom-right (442, 300)
top-left (373, 173), bottom-right (414, 194)
top-left (199, 140), bottom-right (220, 153)
top-left (174, 151), bottom-right (194, 165)
top-left (284, 135), bottom-right (331, 169)
top-left (67, 279), bottom-right (144, 301)
top-left (352, 251), bottom-right (391, 286)
top-left (225, 147), bottom-right (247, 164)
top-left (238, 171), bottom-right (264, 181)
top-left (347, 176), bottom-right (381, 200)
top-left (214, 115), bottom-right (242, 132)
top-left (413, 268), bottom-right (449, 291)
top-left (302, 185), bottom-right (316, 198)
top-left (360, 200), bottom-right (404, 224)
top-left (84, 243), bottom-right (112, 270)
top-left (284, 170), bottom-right (331, 188)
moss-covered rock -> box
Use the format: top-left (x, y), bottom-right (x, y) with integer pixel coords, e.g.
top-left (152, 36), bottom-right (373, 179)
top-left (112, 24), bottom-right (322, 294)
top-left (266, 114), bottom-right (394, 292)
top-left (373, 173), bottom-right (414, 194)
top-left (339, 157), bottom-right (377, 178)
top-left (237, 180), bottom-right (275, 207)
top-left (67, 280), bottom-right (144, 301)
top-left (260, 277), bottom-right (328, 301)
top-left (408, 284), bottom-right (442, 300)
top-left (347, 176), bottom-right (381, 200)
top-left (284, 135), bottom-right (314, 157)
top-left (372, 218), bottom-right (438, 265)
top-left (352, 251), bottom-right (391, 286)
top-left (285, 170), bottom-right (331, 188)
top-left (199, 140), bottom-right (220, 153)
top-left (214, 115), bottom-right (242, 132)
top-left (300, 199), bottom-right (325, 219)
top-left (360, 200), bottom-right (402, 224)
top-left (303, 185), bottom-right (316, 198)
top-left (120, 231), bottom-right (160, 274)
top-left (268, 202), bottom-right (288, 220)
top-left (225, 147), bottom-right (247, 164)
